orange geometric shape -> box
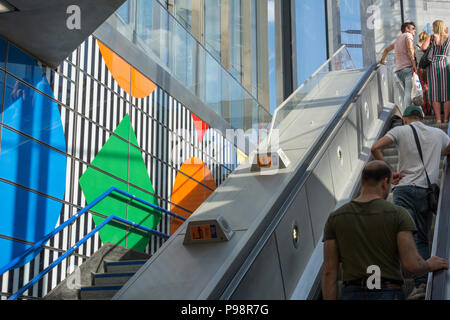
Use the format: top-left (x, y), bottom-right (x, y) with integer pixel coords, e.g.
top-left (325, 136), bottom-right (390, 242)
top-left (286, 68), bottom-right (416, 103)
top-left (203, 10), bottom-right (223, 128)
top-left (132, 67), bottom-right (157, 98)
top-left (170, 158), bottom-right (217, 235)
top-left (192, 114), bottom-right (210, 142)
top-left (98, 40), bottom-right (157, 99)
top-left (97, 40), bottom-right (132, 96)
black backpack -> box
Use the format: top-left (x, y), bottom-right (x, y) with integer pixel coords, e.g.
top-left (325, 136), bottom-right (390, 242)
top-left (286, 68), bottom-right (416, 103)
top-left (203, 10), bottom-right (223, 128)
top-left (419, 35), bottom-right (435, 69)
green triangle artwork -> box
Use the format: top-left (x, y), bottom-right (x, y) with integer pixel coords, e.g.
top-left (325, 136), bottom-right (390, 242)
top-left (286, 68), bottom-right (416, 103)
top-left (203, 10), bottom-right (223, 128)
top-left (79, 114), bottom-right (161, 252)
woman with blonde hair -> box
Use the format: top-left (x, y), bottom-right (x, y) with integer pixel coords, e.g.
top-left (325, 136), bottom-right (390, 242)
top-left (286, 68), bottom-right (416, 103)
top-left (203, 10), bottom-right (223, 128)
top-left (422, 20), bottom-right (450, 123)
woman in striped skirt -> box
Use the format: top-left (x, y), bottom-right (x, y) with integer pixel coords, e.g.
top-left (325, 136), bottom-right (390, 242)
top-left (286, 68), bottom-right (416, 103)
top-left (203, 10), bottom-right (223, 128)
top-left (422, 20), bottom-right (450, 123)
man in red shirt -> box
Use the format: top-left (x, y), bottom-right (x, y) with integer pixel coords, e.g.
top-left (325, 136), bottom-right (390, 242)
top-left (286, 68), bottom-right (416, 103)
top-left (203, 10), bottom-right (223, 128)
top-left (380, 22), bottom-right (418, 107)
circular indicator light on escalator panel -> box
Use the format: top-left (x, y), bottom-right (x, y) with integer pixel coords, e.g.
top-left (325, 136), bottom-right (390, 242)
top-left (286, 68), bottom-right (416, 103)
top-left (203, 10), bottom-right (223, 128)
top-left (292, 222), bottom-right (300, 248)
top-left (337, 146), bottom-right (344, 167)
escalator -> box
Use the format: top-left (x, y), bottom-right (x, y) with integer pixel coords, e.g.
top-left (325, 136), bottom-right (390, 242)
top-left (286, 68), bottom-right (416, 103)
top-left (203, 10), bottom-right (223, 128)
top-left (112, 47), bottom-right (407, 300)
top-left (427, 152), bottom-right (450, 299)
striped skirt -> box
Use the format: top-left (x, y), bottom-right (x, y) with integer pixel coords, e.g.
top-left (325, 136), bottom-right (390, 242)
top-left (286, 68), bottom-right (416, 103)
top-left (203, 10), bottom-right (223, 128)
top-left (428, 56), bottom-right (450, 102)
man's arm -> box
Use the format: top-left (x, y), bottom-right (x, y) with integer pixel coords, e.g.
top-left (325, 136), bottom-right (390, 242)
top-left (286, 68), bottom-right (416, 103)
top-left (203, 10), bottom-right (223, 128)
top-left (322, 240), bottom-right (339, 300)
top-left (442, 142), bottom-right (450, 156)
top-left (380, 44), bottom-right (394, 65)
top-left (397, 231), bottom-right (448, 275)
top-left (406, 37), bottom-right (417, 73)
top-left (371, 136), bottom-right (394, 161)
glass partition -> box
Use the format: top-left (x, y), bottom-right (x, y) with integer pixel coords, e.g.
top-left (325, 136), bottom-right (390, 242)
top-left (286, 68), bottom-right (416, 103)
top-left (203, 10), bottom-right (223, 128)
top-left (104, 0), bottom-right (271, 146)
top-left (268, 46), bottom-right (356, 140)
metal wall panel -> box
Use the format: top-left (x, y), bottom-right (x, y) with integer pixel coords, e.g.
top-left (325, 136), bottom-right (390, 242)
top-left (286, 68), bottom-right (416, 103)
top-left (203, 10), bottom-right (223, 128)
top-left (327, 121), bottom-right (354, 201)
top-left (304, 152), bottom-right (336, 245)
top-left (231, 234), bottom-right (285, 300)
top-left (274, 187), bottom-right (315, 298)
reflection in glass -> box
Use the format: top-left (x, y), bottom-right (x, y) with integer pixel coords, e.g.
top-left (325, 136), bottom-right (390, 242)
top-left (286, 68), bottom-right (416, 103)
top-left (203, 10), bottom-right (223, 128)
top-left (117, 0), bottom-right (130, 24)
top-left (205, 53), bottom-right (222, 115)
top-left (251, 0), bottom-right (258, 98)
top-left (0, 36), bottom-right (6, 70)
top-left (340, 0), bottom-right (363, 68)
top-left (204, 0), bottom-right (221, 60)
top-left (108, 0), bottom-right (271, 143)
top-left (268, 0), bottom-right (277, 114)
top-left (6, 44), bottom-right (45, 89)
top-left (174, 0), bottom-right (192, 31)
top-left (295, 0), bottom-right (327, 85)
top-left (3, 75), bottom-right (66, 152)
top-left (229, 0), bottom-right (242, 80)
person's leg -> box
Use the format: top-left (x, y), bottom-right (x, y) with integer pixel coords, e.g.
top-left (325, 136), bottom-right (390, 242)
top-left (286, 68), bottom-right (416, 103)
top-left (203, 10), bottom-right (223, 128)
top-left (393, 187), bottom-right (427, 287)
top-left (404, 68), bottom-right (413, 107)
top-left (397, 67), bottom-right (413, 107)
top-left (444, 101), bottom-right (450, 123)
top-left (432, 102), bottom-right (442, 123)
top-left (412, 188), bottom-right (433, 286)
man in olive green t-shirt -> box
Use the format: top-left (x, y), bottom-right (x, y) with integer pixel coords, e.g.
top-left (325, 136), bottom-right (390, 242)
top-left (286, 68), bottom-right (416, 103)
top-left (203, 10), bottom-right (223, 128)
top-left (322, 161), bottom-right (448, 300)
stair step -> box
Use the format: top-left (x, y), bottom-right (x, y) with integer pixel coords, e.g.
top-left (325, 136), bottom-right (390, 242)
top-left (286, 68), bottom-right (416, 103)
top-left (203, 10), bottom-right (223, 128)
top-left (93, 272), bottom-right (135, 286)
top-left (79, 285), bottom-right (122, 300)
top-left (104, 260), bottom-right (147, 273)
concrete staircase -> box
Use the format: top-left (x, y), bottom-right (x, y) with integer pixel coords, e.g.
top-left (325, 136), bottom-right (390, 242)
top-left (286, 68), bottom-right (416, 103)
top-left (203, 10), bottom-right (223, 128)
top-left (44, 243), bottom-right (150, 300)
top-left (79, 259), bottom-right (147, 300)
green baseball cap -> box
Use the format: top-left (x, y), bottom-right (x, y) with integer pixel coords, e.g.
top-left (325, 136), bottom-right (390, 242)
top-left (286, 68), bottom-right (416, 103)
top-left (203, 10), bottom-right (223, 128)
top-left (403, 105), bottom-right (424, 118)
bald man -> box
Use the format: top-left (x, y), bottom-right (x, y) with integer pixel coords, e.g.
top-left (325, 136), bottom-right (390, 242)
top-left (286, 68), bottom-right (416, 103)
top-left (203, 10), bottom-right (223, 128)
top-left (322, 161), bottom-right (448, 300)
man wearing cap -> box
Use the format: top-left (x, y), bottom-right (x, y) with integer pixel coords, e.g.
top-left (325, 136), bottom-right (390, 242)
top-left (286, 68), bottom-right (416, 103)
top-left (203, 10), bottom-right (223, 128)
top-left (371, 105), bottom-right (450, 299)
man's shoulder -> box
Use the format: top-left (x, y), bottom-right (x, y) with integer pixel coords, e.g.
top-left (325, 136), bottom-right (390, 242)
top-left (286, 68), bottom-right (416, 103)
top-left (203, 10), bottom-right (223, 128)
top-left (417, 122), bottom-right (448, 138)
top-left (330, 199), bottom-right (403, 217)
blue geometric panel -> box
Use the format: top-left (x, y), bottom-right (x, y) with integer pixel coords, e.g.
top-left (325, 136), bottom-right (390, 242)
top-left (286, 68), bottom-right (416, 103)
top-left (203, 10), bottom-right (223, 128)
top-left (0, 37), bottom-right (5, 70)
top-left (6, 44), bottom-right (46, 90)
top-left (2, 75), bottom-right (66, 152)
top-left (0, 72), bottom-right (3, 114)
top-left (0, 181), bottom-right (63, 270)
top-left (0, 238), bottom-right (34, 273)
top-left (0, 128), bottom-right (67, 200)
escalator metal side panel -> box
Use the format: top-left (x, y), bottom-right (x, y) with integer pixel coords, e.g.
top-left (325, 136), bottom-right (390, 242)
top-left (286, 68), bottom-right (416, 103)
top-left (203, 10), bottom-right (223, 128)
top-left (112, 66), bottom-right (385, 300)
top-left (427, 159), bottom-right (450, 300)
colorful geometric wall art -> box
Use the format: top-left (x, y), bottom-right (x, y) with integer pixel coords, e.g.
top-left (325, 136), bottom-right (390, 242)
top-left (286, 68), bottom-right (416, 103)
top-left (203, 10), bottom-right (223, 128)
top-left (170, 158), bottom-right (217, 235)
top-left (0, 45), bottom-right (67, 270)
top-left (97, 40), bottom-right (157, 99)
top-left (192, 114), bottom-right (210, 143)
top-left (79, 114), bottom-right (161, 252)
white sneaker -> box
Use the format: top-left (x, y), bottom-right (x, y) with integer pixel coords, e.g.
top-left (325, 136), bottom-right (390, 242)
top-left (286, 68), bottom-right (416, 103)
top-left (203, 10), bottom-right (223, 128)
top-left (407, 283), bottom-right (426, 300)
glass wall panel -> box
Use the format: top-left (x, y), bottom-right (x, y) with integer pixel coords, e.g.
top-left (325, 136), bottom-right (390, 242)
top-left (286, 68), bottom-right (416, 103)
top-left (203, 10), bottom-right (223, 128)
top-left (0, 36), bottom-right (6, 70)
top-left (136, 0), bottom-right (169, 67)
top-left (107, 0), bottom-right (271, 141)
top-left (251, 0), bottom-right (258, 98)
top-left (229, 0), bottom-right (242, 80)
top-left (174, 0), bottom-right (192, 31)
top-left (205, 53), bottom-right (222, 115)
top-left (117, 0), bottom-right (130, 24)
top-left (268, 0), bottom-right (277, 113)
top-left (204, 0), bottom-right (221, 60)
top-left (340, 0), bottom-right (363, 68)
top-left (295, 0), bottom-right (327, 85)
top-left (230, 80), bottom-right (243, 130)
top-left (3, 76), bottom-right (66, 152)
top-left (170, 15), bottom-right (196, 92)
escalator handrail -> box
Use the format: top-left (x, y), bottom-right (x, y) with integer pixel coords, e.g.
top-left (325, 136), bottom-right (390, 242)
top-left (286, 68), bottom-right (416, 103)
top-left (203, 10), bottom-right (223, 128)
top-left (427, 156), bottom-right (450, 300)
top-left (218, 62), bottom-right (380, 299)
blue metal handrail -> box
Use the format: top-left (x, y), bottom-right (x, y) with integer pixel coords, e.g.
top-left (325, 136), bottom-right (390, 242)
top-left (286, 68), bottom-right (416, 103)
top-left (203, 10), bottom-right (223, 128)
top-left (2, 187), bottom-right (187, 300)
